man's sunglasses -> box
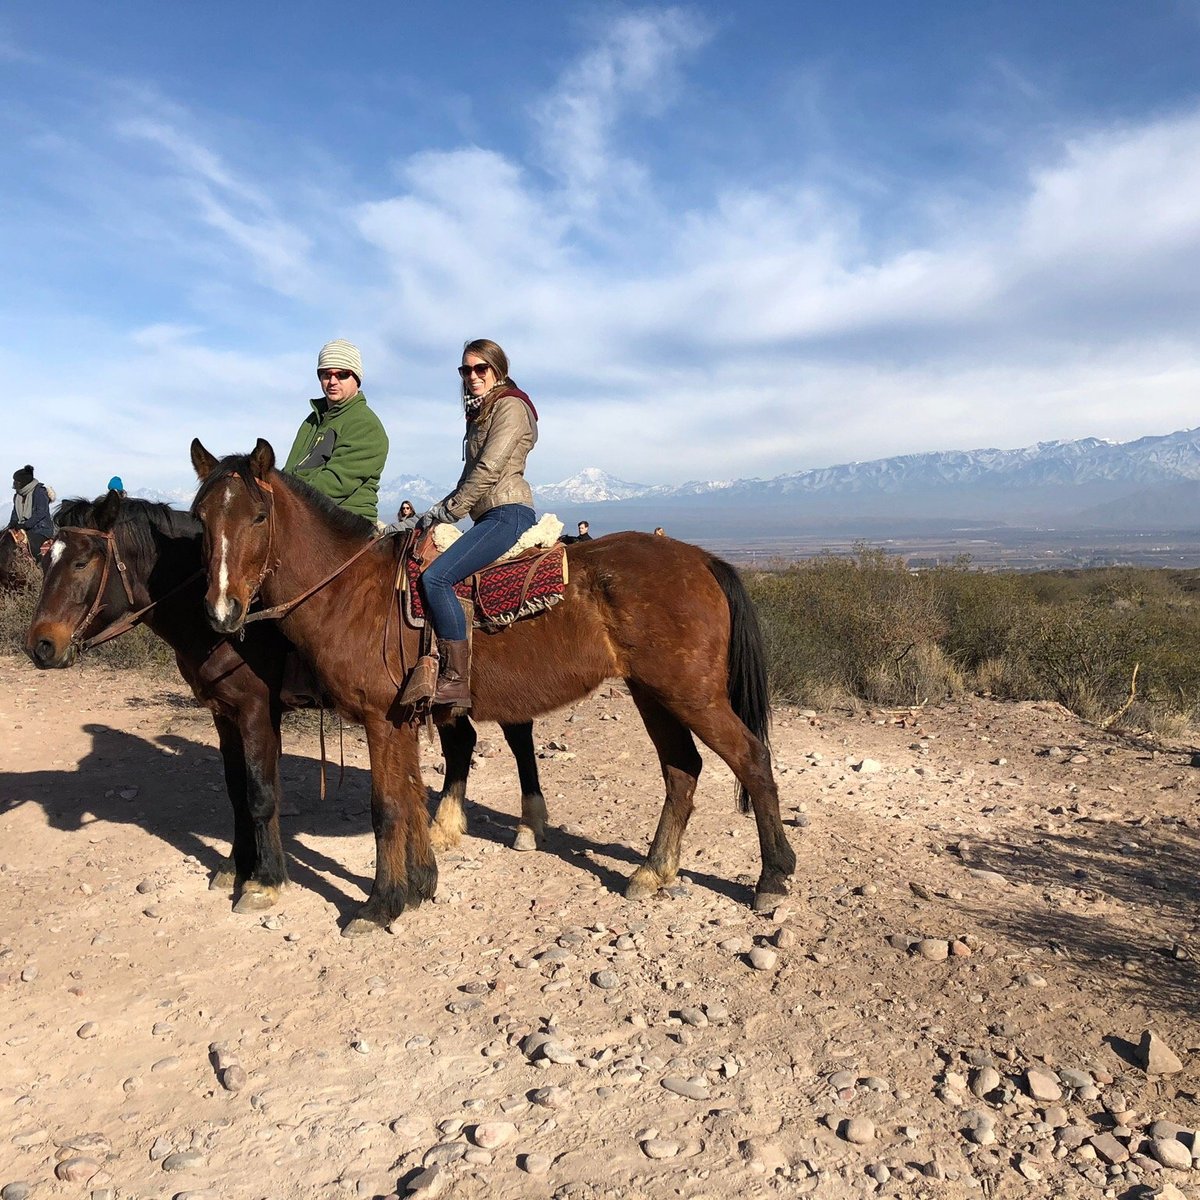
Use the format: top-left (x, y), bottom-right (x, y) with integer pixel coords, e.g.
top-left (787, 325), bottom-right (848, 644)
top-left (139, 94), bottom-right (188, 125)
top-left (458, 363), bottom-right (492, 379)
top-left (319, 369), bottom-right (355, 381)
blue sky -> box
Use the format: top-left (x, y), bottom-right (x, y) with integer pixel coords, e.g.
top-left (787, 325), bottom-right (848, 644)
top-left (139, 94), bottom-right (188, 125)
top-left (6, 2), bottom-right (1200, 499)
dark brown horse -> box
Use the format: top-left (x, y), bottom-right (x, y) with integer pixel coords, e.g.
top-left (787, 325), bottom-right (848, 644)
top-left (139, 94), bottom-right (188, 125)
top-left (190, 439), bottom-right (795, 936)
top-left (1, 526), bottom-right (37, 592)
top-left (25, 491), bottom-right (547, 917)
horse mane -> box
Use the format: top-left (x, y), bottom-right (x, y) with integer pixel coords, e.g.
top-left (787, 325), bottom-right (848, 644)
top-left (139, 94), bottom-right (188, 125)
top-left (56, 496), bottom-right (201, 580)
top-left (191, 455), bottom-right (375, 541)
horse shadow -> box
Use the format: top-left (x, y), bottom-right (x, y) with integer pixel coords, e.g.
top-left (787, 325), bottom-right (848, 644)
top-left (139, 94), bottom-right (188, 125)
top-left (459, 795), bottom-right (751, 907)
top-left (1, 721), bottom-right (380, 921)
top-left (3, 721), bottom-right (749, 918)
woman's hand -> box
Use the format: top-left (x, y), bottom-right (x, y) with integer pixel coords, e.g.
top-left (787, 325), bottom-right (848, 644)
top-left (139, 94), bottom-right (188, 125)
top-left (417, 501), bottom-right (453, 531)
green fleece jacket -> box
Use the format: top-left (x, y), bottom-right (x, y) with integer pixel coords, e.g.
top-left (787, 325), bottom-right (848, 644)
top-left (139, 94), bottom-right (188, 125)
top-left (284, 392), bottom-right (388, 521)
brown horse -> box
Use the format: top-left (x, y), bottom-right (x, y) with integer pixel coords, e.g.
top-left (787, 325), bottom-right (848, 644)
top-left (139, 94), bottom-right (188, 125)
top-left (1, 526), bottom-right (37, 592)
top-left (190, 439), bottom-right (796, 936)
top-left (25, 491), bottom-right (548, 918)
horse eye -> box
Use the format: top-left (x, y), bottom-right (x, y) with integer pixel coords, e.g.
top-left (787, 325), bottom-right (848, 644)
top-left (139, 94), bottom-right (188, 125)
top-left (252, 512), bottom-right (268, 525)
top-left (73, 559), bottom-right (90, 570)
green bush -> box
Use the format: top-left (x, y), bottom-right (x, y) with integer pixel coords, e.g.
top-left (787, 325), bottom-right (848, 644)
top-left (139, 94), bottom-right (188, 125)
top-left (749, 551), bottom-right (1200, 731)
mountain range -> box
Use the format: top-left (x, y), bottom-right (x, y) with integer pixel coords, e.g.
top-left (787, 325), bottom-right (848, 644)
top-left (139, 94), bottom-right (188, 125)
top-left (139, 426), bottom-right (1200, 538)
top-left (521, 427), bottom-right (1200, 539)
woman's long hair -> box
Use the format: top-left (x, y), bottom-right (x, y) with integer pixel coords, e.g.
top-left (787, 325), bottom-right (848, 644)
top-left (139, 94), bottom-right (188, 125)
top-left (460, 338), bottom-right (518, 413)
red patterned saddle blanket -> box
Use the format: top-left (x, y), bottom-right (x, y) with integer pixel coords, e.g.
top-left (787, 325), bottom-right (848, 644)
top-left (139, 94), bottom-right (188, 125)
top-left (403, 541), bottom-right (568, 630)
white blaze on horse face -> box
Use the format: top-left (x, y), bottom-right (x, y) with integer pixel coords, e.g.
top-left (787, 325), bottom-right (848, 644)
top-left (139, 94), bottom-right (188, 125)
top-left (214, 533), bottom-right (232, 622)
top-left (209, 479), bottom-right (238, 622)
top-left (49, 539), bottom-right (66, 567)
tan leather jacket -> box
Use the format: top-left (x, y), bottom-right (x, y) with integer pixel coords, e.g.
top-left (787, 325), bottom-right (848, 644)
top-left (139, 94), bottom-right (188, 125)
top-left (443, 389), bottom-right (538, 522)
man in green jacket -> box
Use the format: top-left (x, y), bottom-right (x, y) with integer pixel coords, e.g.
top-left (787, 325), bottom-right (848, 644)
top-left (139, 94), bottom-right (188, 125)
top-left (284, 339), bottom-right (388, 522)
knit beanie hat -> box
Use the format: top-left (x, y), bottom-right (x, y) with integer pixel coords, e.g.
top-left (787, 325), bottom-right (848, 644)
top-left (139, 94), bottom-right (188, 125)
top-left (13, 465), bottom-right (34, 489)
top-left (317, 339), bottom-right (362, 385)
top-left (108, 476), bottom-right (125, 492)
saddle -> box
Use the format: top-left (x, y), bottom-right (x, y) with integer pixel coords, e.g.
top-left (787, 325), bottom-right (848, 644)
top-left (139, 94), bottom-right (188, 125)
top-left (400, 528), bottom-right (568, 631)
top-left (391, 527), bottom-right (568, 713)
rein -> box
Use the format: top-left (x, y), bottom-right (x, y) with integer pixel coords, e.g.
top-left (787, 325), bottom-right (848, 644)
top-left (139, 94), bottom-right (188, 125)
top-left (236, 477), bottom-right (383, 626)
top-left (62, 526), bottom-right (203, 652)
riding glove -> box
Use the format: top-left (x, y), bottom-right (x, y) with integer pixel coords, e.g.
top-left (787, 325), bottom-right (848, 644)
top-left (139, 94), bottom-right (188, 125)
top-left (417, 501), bottom-right (453, 531)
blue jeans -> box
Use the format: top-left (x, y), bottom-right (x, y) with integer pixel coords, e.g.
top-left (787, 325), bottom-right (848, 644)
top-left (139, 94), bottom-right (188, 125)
top-left (421, 504), bottom-right (536, 640)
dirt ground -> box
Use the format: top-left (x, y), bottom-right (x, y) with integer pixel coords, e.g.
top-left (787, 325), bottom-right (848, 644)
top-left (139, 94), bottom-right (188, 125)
top-left (1, 654), bottom-right (1198, 1200)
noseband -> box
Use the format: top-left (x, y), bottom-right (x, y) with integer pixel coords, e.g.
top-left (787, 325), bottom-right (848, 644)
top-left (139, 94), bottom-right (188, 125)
top-left (60, 528), bottom-right (137, 651)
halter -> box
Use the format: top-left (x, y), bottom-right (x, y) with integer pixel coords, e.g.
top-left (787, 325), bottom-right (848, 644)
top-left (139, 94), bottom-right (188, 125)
top-left (57, 526), bottom-right (201, 653)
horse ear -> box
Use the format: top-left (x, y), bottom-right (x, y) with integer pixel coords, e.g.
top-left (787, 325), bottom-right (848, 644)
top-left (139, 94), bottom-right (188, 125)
top-left (94, 488), bottom-right (122, 531)
top-left (249, 438), bottom-right (276, 479)
top-left (191, 438), bottom-right (219, 480)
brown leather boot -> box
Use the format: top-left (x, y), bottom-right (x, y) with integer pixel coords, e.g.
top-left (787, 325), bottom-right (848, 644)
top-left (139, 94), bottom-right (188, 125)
top-left (433, 639), bottom-right (472, 707)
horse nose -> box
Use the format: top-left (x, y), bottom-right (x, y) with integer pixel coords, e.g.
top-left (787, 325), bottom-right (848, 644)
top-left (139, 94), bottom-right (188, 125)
top-left (30, 637), bottom-right (59, 668)
top-left (205, 595), bottom-right (244, 633)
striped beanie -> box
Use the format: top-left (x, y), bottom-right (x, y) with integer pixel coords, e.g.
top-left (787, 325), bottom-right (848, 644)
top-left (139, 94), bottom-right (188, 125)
top-left (317, 339), bottom-right (363, 384)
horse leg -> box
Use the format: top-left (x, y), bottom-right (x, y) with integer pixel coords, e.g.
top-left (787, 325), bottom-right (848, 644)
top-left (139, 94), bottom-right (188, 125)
top-left (431, 713), bottom-right (473, 850)
top-left (501, 721), bottom-right (547, 851)
top-left (211, 713), bottom-right (254, 893)
top-left (232, 700), bottom-right (289, 913)
top-left (675, 702), bottom-right (796, 910)
top-left (343, 718), bottom-right (437, 937)
top-left (624, 684), bottom-right (703, 900)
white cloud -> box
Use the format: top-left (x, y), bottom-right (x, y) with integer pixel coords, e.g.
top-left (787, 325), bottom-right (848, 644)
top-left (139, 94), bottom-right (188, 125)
top-left (10, 11), bottom-right (1200, 499)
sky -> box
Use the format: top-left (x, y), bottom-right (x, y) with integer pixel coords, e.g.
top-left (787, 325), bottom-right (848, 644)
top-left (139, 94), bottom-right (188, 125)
top-left (5, 1), bottom-right (1200, 499)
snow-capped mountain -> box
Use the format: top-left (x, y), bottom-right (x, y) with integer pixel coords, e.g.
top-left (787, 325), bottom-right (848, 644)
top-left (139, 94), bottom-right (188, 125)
top-left (533, 467), bottom-right (651, 504)
top-left (726, 428), bottom-right (1200, 498)
top-left (377, 475), bottom-right (445, 517)
top-left (539, 428), bottom-right (1200, 535)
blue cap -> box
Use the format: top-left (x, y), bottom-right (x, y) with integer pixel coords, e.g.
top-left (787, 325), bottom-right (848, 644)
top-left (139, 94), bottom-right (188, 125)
top-left (107, 476), bottom-right (124, 492)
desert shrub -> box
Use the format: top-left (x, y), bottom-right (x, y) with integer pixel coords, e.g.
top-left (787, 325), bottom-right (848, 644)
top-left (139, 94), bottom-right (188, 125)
top-left (748, 549), bottom-right (1200, 731)
top-left (1013, 598), bottom-right (1156, 723)
top-left (749, 546), bottom-right (953, 707)
top-left (930, 565), bottom-right (1033, 674)
top-left (0, 573), bottom-right (40, 654)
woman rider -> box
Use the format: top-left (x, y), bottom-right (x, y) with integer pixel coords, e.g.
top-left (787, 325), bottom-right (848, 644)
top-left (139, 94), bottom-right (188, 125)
top-left (418, 339), bottom-right (538, 707)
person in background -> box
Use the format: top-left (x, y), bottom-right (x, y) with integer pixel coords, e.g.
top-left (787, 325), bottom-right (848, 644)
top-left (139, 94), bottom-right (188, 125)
top-left (559, 519), bottom-right (592, 545)
top-left (653, 526), bottom-right (666, 537)
top-left (107, 475), bottom-right (126, 496)
top-left (284, 339), bottom-right (388, 522)
top-left (389, 500), bottom-right (418, 533)
top-left (418, 338), bottom-right (538, 707)
top-left (7, 465), bottom-right (55, 554)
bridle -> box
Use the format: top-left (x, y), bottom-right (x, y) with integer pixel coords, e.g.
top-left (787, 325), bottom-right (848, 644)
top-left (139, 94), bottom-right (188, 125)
top-left (207, 470), bottom-right (380, 628)
top-left (56, 526), bottom-right (201, 653)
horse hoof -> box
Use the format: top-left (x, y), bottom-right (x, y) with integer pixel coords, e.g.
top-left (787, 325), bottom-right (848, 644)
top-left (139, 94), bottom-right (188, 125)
top-left (233, 887), bottom-right (278, 914)
top-left (513, 827), bottom-right (539, 852)
top-left (752, 890), bottom-right (788, 914)
top-left (429, 823), bottom-right (462, 851)
top-left (625, 869), bottom-right (663, 902)
top-left (341, 917), bottom-right (383, 938)
top-left (210, 869), bottom-right (237, 892)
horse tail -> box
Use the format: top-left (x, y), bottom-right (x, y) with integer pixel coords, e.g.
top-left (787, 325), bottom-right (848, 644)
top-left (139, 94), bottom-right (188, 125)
top-left (707, 554), bottom-right (771, 813)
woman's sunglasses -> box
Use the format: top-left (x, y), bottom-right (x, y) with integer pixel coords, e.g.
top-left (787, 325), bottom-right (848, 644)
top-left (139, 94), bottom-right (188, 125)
top-left (458, 363), bottom-right (492, 379)
top-left (318, 369), bottom-right (355, 381)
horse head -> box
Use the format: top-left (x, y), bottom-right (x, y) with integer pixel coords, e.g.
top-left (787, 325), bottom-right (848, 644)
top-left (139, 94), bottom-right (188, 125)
top-left (191, 437), bottom-right (277, 635)
top-left (26, 488), bottom-right (127, 668)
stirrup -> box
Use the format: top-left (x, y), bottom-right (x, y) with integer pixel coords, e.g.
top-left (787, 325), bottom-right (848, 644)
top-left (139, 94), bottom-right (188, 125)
top-left (398, 653), bottom-right (439, 705)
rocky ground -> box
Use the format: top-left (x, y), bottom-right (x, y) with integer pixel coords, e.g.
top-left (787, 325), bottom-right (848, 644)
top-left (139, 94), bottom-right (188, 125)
top-left (1, 655), bottom-right (1198, 1200)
